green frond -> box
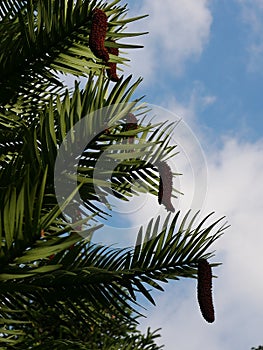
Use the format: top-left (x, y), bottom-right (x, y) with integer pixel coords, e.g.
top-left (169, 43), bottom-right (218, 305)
top-left (0, 1), bottom-right (227, 348)
top-left (0, 211), bottom-right (226, 346)
top-left (0, 0), bottom-right (147, 111)
top-left (0, 0), bottom-right (31, 21)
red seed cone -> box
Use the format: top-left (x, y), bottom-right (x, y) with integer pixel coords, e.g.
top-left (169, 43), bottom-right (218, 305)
top-left (197, 259), bottom-right (215, 323)
top-left (89, 8), bottom-right (109, 62)
top-left (107, 45), bottom-right (120, 82)
top-left (157, 161), bottom-right (175, 212)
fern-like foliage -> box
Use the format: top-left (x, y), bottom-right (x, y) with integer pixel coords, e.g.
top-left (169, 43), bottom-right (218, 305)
top-left (0, 211), bottom-right (227, 345)
top-left (0, 0), bottom-right (146, 112)
top-left (0, 1), bottom-right (228, 348)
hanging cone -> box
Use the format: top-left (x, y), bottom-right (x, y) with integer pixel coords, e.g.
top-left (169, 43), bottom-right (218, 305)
top-left (157, 161), bottom-right (175, 212)
top-left (107, 44), bottom-right (120, 82)
top-left (126, 113), bottom-right (138, 126)
top-left (197, 259), bottom-right (215, 323)
top-left (124, 113), bottom-right (138, 144)
top-left (89, 8), bottom-right (109, 62)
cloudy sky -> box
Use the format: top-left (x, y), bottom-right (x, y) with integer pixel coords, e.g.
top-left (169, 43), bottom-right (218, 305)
top-left (111, 1), bottom-right (263, 349)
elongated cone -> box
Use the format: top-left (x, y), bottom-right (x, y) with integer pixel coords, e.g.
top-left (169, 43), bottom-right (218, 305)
top-left (126, 113), bottom-right (138, 126)
top-left (197, 259), bottom-right (215, 323)
top-left (89, 8), bottom-right (109, 62)
top-left (157, 161), bottom-right (175, 212)
top-left (124, 113), bottom-right (138, 144)
top-left (107, 45), bottom-right (120, 82)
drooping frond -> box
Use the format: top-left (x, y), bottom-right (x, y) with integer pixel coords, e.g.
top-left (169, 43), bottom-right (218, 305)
top-left (28, 327), bottom-right (163, 350)
top-left (0, 0), bottom-right (147, 112)
top-left (0, 211), bottom-right (227, 345)
top-left (0, 158), bottom-right (101, 269)
top-left (0, 69), bottom-right (179, 271)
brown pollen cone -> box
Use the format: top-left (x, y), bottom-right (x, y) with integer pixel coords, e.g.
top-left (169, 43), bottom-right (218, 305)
top-left (107, 45), bottom-right (120, 82)
top-left (89, 8), bottom-right (109, 62)
top-left (157, 161), bottom-right (175, 212)
top-left (197, 259), bottom-right (215, 323)
top-left (126, 113), bottom-right (138, 125)
top-left (124, 113), bottom-right (138, 144)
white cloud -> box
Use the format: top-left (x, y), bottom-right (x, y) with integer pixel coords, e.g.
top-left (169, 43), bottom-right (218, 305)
top-left (202, 95), bottom-right (217, 106)
top-left (94, 86), bottom-right (218, 248)
top-left (125, 0), bottom-right (212, 83)
top-left (236, 0), bottom-right (263, 72)
top-left (91, 92), bottom-right (214, 251)
top-left (85, 80), bottom-right (263, 348)
top-left (138, 136), bottom-right (263, 350)
top-left (162, 81), bottom-right (217, 122)
top-left (54, 3), bottom-right (263, 347)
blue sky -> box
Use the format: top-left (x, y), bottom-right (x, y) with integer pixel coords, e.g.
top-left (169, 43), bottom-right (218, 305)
top-left (61, 1), bottom-right (263, 348)
top-left (113, 1), bottom-right (263, 349)
top-left (125, 0), bottom-right (263, 144)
